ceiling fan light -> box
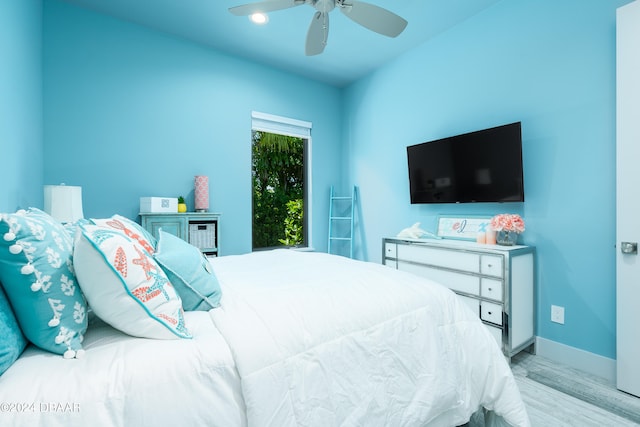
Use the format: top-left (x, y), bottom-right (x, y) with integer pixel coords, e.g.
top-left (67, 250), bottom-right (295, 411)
top-left (249, 13), bottom-right (269, 24)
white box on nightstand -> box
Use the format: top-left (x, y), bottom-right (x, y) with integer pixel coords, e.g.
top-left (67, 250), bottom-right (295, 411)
top-left (139, 197), bottom-right (178, 213)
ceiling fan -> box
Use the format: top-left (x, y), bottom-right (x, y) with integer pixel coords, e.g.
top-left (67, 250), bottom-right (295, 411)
top-left (229, 0), bottom-right (408, 56)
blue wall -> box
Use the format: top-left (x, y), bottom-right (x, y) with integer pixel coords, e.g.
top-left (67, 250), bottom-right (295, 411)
top-left (0, 0), bottom-right (42, 211)
top-left (343, 0), bottom-right (629, 359)
top-left (43, 0), bottom-right (343, 256)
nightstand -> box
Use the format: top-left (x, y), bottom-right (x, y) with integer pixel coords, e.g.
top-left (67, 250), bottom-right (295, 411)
top-left (140, 212), bottom-right (221, 257)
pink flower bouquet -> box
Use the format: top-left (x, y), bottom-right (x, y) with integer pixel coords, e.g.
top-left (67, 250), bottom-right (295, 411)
top-left (490, 214), bottom-right (525, 233)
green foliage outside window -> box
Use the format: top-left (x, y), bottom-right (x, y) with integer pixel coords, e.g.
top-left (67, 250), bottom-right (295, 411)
top-left (279, 199), bottom-right (304, 246)
top-left (252, 131), bottom-right (305, 249)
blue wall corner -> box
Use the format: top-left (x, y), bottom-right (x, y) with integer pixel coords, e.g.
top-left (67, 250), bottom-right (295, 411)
top-left (0, 0), bottom-right (43, 211)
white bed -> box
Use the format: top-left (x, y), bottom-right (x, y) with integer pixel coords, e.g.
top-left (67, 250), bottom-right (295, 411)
top-left (0, 249), bottom-right (530, 427)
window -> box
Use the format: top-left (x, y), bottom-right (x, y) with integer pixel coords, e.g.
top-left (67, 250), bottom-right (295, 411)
top-left (251, 112), bottom-right (312, 251)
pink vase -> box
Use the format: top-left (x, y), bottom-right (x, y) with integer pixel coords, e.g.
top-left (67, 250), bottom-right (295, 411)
top-left (194, 175), bottom-right (209, 212)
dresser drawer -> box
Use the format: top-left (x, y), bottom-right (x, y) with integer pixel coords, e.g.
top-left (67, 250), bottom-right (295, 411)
top-left (384, 243), bottom-right (397, 258)
top-left (480, 255), bottom-right (503, 277)
top-left (481, 301), bottom-right (503, 326)
top-left (397, 244), bottom-right (480, 273)
top-left (398, 261), bottom-right (480, 296)
top-left (481, 278), bottom-right (503, 302)
top-left (142, 216), bottom-right (187, 240)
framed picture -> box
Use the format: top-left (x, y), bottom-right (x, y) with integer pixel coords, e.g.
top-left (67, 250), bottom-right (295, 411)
top-left (437, 216), bottom-right (491, 240)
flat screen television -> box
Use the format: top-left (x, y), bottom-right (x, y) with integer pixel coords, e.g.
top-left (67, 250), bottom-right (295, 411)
top-left (407, 122), bottom-right (524, 204)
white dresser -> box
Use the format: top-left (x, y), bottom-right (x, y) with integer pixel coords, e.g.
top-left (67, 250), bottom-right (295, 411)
top-left (382, 237), bottom-right (535, 360)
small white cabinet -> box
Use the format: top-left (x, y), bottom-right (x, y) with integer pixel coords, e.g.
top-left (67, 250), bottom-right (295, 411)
top-left (140, 212), bottom-right (221, 257)
top-left (383, 237), bottom-right (535, 360)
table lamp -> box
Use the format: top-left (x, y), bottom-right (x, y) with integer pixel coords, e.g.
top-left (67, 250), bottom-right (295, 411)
top-left (43, 184), bottom-right (84, 223)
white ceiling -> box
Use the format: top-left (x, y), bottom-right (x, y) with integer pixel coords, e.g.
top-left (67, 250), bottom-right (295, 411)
top-left (59, 0), bottom-right (503, 87)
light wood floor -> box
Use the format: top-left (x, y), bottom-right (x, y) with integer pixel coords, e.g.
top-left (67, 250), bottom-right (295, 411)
top-left (511, 352), bottom-right (640, 426)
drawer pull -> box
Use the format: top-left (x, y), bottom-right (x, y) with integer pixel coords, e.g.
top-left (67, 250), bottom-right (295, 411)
top-left (487, 264), bottom-right (492, 267)
top-left (488, 287), bottom-right (492, 291)
top-left (488, 311), bottom-right (492, 315)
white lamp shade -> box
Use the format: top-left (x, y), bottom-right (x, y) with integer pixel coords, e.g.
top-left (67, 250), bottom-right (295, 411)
top-left (44, 185), bottom-right (85, 223)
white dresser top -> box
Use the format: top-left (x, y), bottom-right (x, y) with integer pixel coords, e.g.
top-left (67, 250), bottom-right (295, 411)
top-left (384, 236), bottom-right (530, 253)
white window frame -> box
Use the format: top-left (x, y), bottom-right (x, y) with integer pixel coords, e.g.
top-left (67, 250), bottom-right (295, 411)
top-left (251, 111), bottom-right (313, 250)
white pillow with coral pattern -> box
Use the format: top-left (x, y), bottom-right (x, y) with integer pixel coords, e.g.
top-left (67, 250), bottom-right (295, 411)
top-left (74, 223), bottom-right (190, 340)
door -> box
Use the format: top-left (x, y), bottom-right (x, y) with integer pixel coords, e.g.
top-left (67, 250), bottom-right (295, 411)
top-left (616, 0), bottom-right (640, 398)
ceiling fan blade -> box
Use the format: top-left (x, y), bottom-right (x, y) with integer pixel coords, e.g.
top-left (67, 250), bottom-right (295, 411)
top-left (229, 0), bottom-right (303, 16)
top-left (306, 11), bottom-right (328, 56)
top-left (339, 1), bottom-right (407, 37)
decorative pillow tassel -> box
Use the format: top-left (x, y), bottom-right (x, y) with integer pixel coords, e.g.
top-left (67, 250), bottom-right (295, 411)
top-left (31, 281), bottom-right (43, 292)
top-left (62, 348), bottom-right (85, 359)
top-left (20, 263), bottom-right (34, 275)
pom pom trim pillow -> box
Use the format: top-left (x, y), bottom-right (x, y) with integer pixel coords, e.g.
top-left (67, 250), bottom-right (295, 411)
top-left (153, 230), bottom-right (222, 311)
top-left (0, 284), bottom-right (27, 374)
top-left (74, 223), bottom-right (190, 339)
top-left (0, 208), bottom-right (88, 359)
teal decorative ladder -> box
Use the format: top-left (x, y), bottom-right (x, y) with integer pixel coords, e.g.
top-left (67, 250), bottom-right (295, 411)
top-left (328, 186), bottom-right (357, 258)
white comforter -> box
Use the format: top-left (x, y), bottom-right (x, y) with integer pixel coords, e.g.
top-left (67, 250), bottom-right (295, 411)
top-left (0, 249), bottom-right (530, 427)
top-left (210, 250), bottom-right (530, 427)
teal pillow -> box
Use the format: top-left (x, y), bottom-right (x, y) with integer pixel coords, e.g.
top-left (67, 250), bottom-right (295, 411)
top-left (0, 284), bottom-right (27, 375)
top-left (0, 208), bottom-right (88, 358)
top-left (153, 230), bottom-right (221, 311)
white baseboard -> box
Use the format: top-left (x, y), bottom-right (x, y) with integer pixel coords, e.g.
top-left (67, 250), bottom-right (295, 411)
top-left (535, 337), bottom-right (616, 384)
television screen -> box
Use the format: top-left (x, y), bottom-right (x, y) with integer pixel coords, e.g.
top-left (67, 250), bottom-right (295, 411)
top-left (407, 122), bottom-right (524, 204)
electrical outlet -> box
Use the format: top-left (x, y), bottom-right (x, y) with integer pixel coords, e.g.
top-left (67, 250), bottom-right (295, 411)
top-left (551, 305), bottom-right (565, 324)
